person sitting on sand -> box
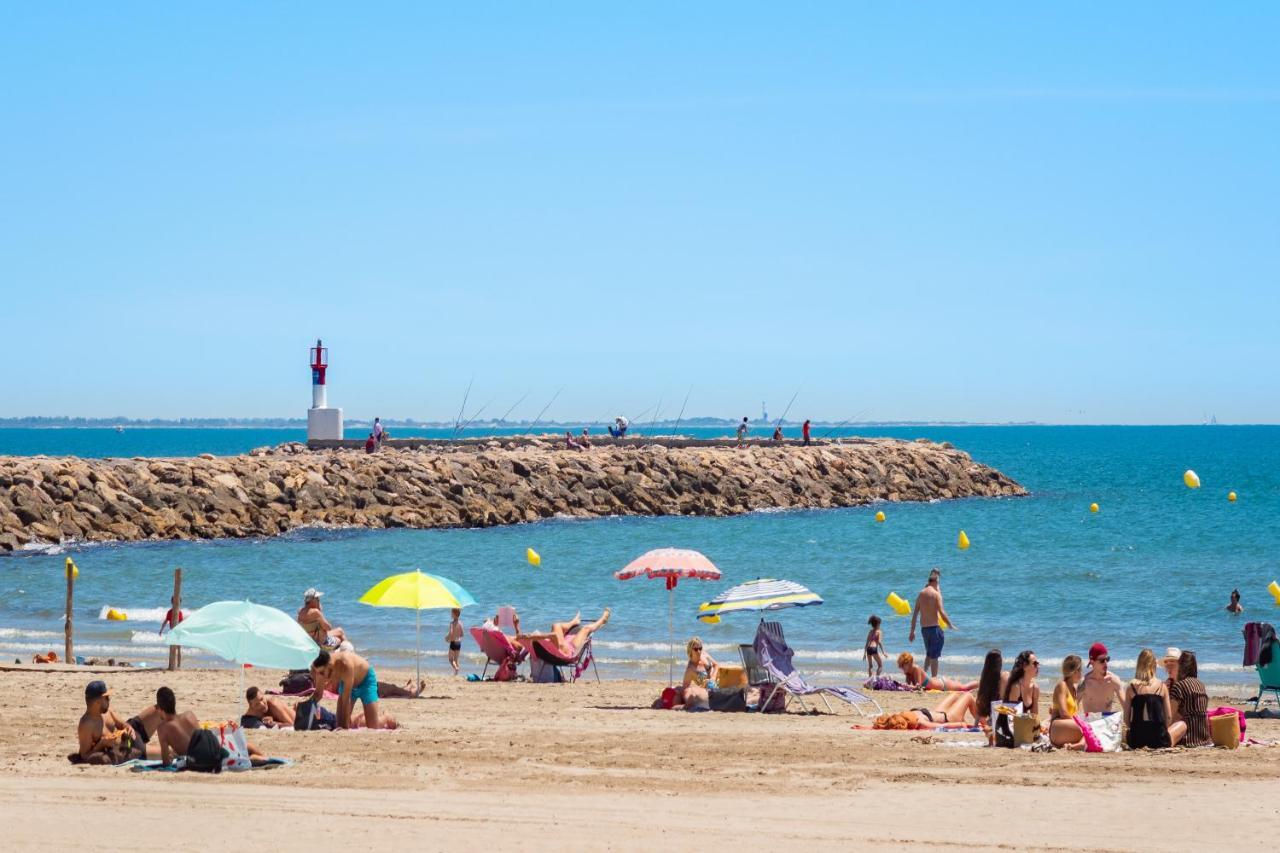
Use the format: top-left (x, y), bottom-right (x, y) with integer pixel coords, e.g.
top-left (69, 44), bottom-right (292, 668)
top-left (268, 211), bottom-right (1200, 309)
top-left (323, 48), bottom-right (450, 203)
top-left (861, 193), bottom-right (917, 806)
top-left (155, 686), bottom-right (266, 767)
top-left (243, 686), bottom-right (296, 729)
top-left (1078, 643), bottom-right (1125, 715)
top-left (298, 588), bottom-right (352, 652)
top-left (682, 637), bottom-right (719, 688)
top-left (1168, 650), bottom-right (1211, 747)
top-left (1161, 647), bottom-right (1181, 697)
top-left (973, 649), bottom-right (1006, 736)
top-left (897, 652), bottom-right (976, 692)
top-left (991, 650), bottom-right (1042, 745)
top-left (76, 680), bottom-right (142, 764)
top-left (1125, 648), bottom-right (1173, 749)
top-left (121, 697), bottom-right (165, 760)
top-left (1047, 655), bottom-right (1087, 749)
top-left (1226, 589), bottom-right (1244, 614)
top-left (310, 650), bottom-right (386, 730)
top-left (518, 608), bottom-right (612, 658)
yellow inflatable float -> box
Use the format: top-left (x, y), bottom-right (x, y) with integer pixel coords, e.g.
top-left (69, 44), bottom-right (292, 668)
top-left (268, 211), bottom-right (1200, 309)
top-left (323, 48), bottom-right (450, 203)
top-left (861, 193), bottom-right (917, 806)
top-left (957, 530), bottom-right (971, 550)
top-left (106, 608), bottom-right (127, 621)
top-left (1269, 580), bottom-right (1280, 606)
top-left (886, 592), bottom-right (911, 616)
top-left (1228, 491), bottom-right (1237, 503)
top-left (1089, 503), bottom-right (1099, 513)
top-left (874, 510), bottom-right (886, 523)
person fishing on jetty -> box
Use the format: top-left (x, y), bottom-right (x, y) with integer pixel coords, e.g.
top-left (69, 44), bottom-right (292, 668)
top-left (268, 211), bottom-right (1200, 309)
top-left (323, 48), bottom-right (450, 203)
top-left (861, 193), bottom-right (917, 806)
top-left (608, 416), bottom-right (628, 438)
top-left (908, 568), bottom-right (956, 678)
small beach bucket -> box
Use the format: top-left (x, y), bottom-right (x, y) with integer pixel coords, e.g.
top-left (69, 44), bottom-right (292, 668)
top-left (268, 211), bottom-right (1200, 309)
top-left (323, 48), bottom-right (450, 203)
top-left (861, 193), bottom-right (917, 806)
top-left (1012, 714), bottom-right (1037, 747)
top-left (1210, 712), bottom-right (1240, 749)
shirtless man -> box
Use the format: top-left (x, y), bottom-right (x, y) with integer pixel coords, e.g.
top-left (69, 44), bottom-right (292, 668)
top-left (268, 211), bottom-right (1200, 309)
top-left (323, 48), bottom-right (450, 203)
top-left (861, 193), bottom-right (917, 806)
top-left (1078, 642), bottom-right (1126, 714)
top-left (908, 569), bottom-right (956, 677)
top-left (310, 650), bottom-right (383, 729)
top-left (244, 686), bottom-right (296, 728)
top-left (156, 686), bottom-right (264, 767)
top-left (123, 696), bottom-right (165, 759)
top-left (76, 680), bottom-right (140, 764)
top-left (297, 588), bottom-right (351, 651)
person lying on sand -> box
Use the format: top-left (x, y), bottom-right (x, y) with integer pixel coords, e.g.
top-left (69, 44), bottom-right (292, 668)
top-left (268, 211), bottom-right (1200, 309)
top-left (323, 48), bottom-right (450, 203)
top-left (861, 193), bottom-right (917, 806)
top-left (897, 652), bottom-right (977, 692)
top-left (244, 686), bottom-right (296, 728)
top-left (518, 608), bottom-right (611, 658)
top-left (155, 686), bottom-right (265, 767)
top-left (76, 680), bottom-right (142, 764)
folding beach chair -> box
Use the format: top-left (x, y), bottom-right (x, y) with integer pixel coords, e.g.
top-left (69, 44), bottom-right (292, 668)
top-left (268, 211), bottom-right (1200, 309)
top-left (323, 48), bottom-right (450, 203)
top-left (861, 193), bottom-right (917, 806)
top-left (751, 621), bottom-right (882, 717)
top-left (470, 626), bottom-right (527, 680)
top-left (1250, 639), bottom-right (1280, 713)
top-left (527, 628), bottom-right (600, 684)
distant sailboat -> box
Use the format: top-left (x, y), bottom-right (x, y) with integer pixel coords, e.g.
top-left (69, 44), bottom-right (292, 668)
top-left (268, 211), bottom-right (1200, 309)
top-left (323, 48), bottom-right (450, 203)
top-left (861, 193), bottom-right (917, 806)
top-left (114, 425), bottom-right (124, 433)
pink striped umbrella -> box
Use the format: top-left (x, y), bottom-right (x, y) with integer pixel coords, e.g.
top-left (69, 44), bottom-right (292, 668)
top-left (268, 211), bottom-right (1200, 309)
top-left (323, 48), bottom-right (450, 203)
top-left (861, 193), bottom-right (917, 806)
top-left (615, 548), bottom-right (722, 682)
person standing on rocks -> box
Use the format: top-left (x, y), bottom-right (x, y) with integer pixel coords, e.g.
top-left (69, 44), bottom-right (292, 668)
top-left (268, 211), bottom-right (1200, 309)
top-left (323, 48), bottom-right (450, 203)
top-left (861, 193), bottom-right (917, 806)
top-left (372, 417), bottom-right (384, 444)
top-left (802, 419), bottom-right (812, 446)
top-left (736, 417), bottom-right (750, 446)
top-left (908, 569), bottom-right (955, 678)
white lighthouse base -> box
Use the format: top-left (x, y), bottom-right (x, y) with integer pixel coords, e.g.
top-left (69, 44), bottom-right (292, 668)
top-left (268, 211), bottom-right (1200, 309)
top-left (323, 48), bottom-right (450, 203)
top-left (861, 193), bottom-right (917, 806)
top-left (307, 407), bottom-right (344, 441)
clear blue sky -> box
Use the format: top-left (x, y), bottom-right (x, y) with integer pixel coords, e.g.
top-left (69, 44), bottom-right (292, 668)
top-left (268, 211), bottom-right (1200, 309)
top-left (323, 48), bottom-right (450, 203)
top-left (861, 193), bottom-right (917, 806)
top-left (3, 5), bottom-right (1277, 424)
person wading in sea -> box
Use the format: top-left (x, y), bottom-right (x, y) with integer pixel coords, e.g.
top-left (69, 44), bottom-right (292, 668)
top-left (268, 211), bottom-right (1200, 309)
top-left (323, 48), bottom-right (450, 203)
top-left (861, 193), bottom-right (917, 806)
top-left (908, 569), bottom-right (956, 678)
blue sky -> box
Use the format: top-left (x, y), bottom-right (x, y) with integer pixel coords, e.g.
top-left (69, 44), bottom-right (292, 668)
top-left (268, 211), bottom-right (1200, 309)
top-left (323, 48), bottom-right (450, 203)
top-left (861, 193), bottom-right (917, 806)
top-left (2, 5), bottom-right (1277, 423)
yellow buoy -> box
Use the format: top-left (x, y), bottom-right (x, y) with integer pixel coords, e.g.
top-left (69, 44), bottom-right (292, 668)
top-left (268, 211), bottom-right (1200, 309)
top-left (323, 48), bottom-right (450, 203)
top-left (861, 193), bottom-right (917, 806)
top-left (1228, 491), bottom-right (1237, 503)
top-left (874, 510), bottom-right (886, 523)
top-left (106, 608), bottom-right (127, 621)
top-left (1269, 580), bottom-right (1280, 605)
top-left (886, 592), bottom-right (911, 616)
top-left (1089, 503), bottom-right (1099, 513)
top-left (525, 548), bottom-right (541, 567)
top-left (1183, 470), bottom-right (1201, 489)
top-left (65, 557), bottom-right (79, 580)
top-left (957, 530), bottom-right (970, 550)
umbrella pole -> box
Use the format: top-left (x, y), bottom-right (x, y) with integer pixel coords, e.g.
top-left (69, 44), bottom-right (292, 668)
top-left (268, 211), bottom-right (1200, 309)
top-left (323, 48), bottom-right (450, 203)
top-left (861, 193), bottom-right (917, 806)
top-left (415, 606), bottom-right (422, 696)
top-left (668, 585), bottom-right (674, 685)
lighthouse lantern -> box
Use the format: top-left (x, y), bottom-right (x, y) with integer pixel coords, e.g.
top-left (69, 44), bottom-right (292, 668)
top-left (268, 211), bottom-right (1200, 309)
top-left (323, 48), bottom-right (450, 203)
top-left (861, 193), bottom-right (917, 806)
top-left (306, 337), bottom-right (343, 442)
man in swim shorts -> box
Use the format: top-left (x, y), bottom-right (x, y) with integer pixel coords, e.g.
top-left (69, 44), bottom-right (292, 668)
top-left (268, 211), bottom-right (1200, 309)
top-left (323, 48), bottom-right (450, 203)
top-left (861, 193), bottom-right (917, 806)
top-left (1078, 642), bottom-right (1125, 714)
top-left (908, 568), bottom-right (956, 678)
top-left (310, 650), bottom-right (382, 730)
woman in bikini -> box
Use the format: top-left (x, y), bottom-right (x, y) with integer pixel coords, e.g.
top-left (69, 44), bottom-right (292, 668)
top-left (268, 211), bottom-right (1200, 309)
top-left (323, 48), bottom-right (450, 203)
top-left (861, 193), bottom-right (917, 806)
top-left (518, 608), bottom-right (611, 657)
top-left (1048, 654), bottom-right (1087, 749)
top-left (992, 650), bottom-right (1041, 744)
top-left (682, 637), bottom-right (719, 688)
top-left (908, 648), bottom-right (1004, 728)
top-left (897, 651), bottom-right (977, 692)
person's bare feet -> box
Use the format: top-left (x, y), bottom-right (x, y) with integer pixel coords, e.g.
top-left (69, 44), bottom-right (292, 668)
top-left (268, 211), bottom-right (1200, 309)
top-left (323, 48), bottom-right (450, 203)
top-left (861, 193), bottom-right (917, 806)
top-left (417, 679), bottom-right (426, 696)
top-left (600, 607), bottom-right (612, 625)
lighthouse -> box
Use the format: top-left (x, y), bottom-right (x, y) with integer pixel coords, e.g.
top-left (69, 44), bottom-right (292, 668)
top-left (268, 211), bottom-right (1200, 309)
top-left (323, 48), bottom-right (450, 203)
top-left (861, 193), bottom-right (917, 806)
top-left (306, 338), bottom-right (344, 441)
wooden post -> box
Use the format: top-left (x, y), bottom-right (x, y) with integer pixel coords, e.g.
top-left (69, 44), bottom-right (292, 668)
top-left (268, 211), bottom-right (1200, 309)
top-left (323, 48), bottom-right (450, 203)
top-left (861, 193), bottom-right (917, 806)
top-left (64, 558), bottom-right (75, 664)
top-left (168, 568), bottom-right (183, 671)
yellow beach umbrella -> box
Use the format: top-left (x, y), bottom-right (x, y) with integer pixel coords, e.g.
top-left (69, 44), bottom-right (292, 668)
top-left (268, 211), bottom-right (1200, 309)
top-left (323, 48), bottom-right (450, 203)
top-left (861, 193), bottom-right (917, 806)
top-left (359, 570), bottom-right (477, 686)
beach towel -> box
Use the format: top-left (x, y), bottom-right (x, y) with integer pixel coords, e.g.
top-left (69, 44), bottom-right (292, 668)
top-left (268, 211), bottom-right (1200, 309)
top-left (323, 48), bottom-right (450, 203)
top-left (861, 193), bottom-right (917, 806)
top-left (864, 676), bottom-right (914, 692)
top-left (125, 757), bottom-right (293, 773)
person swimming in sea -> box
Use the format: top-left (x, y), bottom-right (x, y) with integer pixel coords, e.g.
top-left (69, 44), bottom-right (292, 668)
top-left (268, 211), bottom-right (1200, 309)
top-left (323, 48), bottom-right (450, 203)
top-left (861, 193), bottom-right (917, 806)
top-left (1226, 588), bottom-right (1244, 613)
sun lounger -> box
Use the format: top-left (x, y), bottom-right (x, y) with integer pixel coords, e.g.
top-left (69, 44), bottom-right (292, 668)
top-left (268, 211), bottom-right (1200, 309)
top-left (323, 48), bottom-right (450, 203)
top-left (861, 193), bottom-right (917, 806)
top-left (751, 620), bottom-right (882, 717)
top-left (471, 626), bottom-right (527, 680)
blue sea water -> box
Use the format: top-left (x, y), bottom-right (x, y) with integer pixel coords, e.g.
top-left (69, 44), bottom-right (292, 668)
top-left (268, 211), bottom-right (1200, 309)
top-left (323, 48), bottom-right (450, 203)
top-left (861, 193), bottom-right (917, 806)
top-left (1, 426), bottom-right (1277, 689)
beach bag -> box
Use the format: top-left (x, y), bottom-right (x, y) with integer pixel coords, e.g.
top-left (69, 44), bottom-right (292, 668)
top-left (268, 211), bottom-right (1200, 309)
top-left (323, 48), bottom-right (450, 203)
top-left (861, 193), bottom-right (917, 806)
top-left (991, 701), bottom-right (1023, 748)
top-left (279, 670), bottom-right (313, 694)
top-left (708, 687), bottom-right (748, 713)
top-left (1210, 712), bottom-right (1241, 749)
top-left (1074, 713), bottom-right (1124, 753)
top-left (757, 684), bottom-right (787, 714)
top-left (294, 699), bottom-right (337, 731)
top-left (213, 722), bottom-right (253, 771)
top-left (494, 657), bottom-right (519, 682)
top-left (185, 728), bottom-right (230, 773)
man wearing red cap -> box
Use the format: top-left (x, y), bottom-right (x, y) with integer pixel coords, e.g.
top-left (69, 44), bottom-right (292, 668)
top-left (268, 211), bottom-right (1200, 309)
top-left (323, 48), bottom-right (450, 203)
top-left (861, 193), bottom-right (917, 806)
top-left (1079, 642), bottom-right (1125, 714)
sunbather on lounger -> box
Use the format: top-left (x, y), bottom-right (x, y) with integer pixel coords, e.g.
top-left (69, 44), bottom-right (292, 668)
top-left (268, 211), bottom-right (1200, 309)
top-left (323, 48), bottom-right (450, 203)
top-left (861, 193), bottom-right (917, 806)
top-left (518, 608), bottom-right (611, 657)
top-left (898, 652), bottom-right (977, 692)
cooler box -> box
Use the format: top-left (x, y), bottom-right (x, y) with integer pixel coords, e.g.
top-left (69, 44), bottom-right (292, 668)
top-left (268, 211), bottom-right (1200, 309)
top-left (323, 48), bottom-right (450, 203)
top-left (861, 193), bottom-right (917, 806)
top-left (717, 665), bottom-right (747, 689)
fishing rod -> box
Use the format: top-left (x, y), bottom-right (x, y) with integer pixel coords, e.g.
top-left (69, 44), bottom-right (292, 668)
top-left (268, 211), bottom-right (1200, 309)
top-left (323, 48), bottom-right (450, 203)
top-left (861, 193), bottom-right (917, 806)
top-left (457, 399), bottom-right (494, 434)
top-left (647, 395), bottom-right (664, 435)
top-left (819, 408), bottom-right (870, 439)
top-left (774, 387), bottom-right (801, 428)
top-left (496, 393), bottom-right (528, 425)
top-left (672, 386), bottom-right (693, 436)
top-left (528, 387), bottom-right (564, 433)
top-left (452, 377), bottom-right (474, 436)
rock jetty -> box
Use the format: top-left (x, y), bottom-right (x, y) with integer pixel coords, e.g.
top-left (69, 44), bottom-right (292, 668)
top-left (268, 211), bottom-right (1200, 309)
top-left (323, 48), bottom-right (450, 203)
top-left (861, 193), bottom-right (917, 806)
top-left (0, 438), bottom-right (1025, 552)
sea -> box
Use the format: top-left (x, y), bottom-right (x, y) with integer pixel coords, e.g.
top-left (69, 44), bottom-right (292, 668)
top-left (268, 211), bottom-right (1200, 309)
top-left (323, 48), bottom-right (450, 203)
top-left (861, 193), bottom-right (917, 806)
top-left (1, 425), bottom-right (1276, 691)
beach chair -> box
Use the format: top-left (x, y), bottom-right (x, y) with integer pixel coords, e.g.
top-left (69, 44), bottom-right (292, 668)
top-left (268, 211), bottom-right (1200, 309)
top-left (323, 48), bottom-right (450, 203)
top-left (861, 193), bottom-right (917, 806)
top-left (738, 643), bottom-right (773, 687)
top-left (527, 629), bottom-right (600, 684)
top-left (1250, 639), bottom-right (1280, 713)
top-left (751, 621), bottom-right (882, 717)
top-left (470, 626), bottom-right (527, 680)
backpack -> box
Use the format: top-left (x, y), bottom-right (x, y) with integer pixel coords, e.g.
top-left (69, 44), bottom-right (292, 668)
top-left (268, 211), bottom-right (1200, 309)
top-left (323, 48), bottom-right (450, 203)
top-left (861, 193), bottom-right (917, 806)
top-left (494, 657), bottom-right (519, 682)
top-left (185, 728), bottom-right (230, 773)
top-left (294, 699), bottom-right (337, 731)
top-left (279, 670), bottom-right (314, 694)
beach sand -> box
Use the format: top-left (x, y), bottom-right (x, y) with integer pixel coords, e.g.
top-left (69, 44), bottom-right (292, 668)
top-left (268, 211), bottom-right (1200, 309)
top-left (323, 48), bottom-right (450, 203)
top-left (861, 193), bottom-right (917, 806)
top-left (2, 665), bottom-right (1277, 851)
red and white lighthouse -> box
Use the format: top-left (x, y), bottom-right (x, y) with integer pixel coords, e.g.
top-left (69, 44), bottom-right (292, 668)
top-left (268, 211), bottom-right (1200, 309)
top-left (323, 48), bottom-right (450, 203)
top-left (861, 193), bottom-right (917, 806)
top-left (306, 338), bottom-right (344, 441)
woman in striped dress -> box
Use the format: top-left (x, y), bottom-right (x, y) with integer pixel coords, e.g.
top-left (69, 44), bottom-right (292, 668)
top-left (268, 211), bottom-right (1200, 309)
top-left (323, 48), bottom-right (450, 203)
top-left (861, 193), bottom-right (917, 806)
top-left (1168, 650), bottom-right (1211, 747)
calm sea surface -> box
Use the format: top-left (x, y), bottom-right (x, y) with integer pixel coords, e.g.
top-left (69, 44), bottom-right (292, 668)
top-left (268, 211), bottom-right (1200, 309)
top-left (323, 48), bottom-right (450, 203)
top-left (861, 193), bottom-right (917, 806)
top-left (1, 426), bottom-right (1276, 689)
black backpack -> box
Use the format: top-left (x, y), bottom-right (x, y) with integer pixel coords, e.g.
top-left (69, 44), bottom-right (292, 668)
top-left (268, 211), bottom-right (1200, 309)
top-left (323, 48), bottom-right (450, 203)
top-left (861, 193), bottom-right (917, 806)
top-left (185, 728), bottom-right (229, 772)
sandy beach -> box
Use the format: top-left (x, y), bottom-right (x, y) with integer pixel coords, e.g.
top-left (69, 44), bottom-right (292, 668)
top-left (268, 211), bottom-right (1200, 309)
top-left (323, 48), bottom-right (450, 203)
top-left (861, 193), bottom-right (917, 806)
top-left (4, 664), bottom-right (1277, 852)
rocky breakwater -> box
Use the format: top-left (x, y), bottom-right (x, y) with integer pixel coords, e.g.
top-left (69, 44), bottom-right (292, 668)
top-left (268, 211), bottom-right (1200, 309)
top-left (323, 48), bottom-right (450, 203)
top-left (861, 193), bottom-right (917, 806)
top-left (0, 439), bottom-right (1026, 552)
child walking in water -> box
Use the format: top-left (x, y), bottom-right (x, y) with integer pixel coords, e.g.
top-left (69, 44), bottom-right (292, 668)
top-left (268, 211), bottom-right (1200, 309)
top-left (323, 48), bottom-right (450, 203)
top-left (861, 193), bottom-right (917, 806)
top-left (865, 615), bottom-right (885, 677)
top-left (446, 608), bottom-right (464, 676)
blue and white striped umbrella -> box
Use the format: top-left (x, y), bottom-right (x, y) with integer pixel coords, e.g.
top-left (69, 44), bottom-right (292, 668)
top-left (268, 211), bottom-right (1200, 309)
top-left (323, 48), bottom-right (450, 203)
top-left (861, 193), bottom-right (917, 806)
top-left (696, 578), bottom-right (823, 623)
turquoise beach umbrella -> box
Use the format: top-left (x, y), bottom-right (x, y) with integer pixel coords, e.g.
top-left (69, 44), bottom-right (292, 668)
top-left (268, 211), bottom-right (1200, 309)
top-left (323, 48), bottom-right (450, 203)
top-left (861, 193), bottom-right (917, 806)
top-left (166, 600), bottom-right (320, 670)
